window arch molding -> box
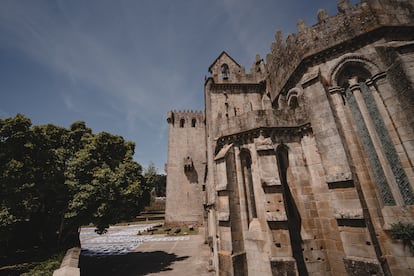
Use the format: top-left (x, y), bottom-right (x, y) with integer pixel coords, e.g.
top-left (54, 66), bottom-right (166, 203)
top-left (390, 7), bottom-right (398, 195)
top-left (330, 57), bottom-right (414, 205)
top-left (329, 54), bottom-right (382, 87)
top-left (286, 87), bottom-right (303, 109)
top-left (276, 94), bottom-right (286, 110)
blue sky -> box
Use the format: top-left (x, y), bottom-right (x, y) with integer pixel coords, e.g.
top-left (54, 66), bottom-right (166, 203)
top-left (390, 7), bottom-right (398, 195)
top-left (0, 0), bottom-right (359, 172)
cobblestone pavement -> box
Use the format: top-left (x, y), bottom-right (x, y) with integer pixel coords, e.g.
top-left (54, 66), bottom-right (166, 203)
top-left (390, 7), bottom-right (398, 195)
top-left (80, 224), bottom-right (189, 256)
top-left (79, 224), bottom-right (213, 275)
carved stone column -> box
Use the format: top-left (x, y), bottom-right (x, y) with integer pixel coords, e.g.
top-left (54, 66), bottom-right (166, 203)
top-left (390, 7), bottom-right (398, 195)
top-left (349, 77), bottom-right (404, 205)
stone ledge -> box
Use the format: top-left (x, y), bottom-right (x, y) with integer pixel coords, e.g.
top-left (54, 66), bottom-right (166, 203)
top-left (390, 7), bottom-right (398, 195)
top-left (53, 247), bottom-right (81, 276)
top-left (334, 208), bottom-right (363, 220)
top-left (216, 183), bottom-right (227, 191)
top-left (217, 212), bottom-right (230, 222)
top-left (217, 110), bottom-right (309, 139)
top-left (53, 267), bottom-right (80, 276)
top-left (326, 172), bottom-right (353, 184)
top-left (261, 178), bottom-right (281, 187)
top-left (266, 211), bottom-right (287, 222)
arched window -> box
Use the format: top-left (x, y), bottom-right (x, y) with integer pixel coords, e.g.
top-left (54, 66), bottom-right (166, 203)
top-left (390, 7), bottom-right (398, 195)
top-left (287, 88), bottom-right (302, 110)
top-left (180, 118), bottom-right (185, 128)
top-left (191, 118), bottom-right (196, 128)
top-left (337, 64), bottom-right (414, 205)
top-left (288, 95), bottom-right (299, 109)
top-left (276, 144), bottom-right (289, 182)
top-left (221, 64), bottom-right (230, 80)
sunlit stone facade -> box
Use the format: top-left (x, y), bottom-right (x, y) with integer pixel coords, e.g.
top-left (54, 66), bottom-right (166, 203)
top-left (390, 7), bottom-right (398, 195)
top-left (166, 0), bottom-right (414, 274)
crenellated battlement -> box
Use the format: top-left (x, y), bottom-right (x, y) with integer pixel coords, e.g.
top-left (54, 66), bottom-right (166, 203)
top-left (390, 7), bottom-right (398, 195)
top-left (266, 0), bottom-right (414, 100)
top-left (167, 110), bottom-right (205, 128)
top-left (170, 109), bottom-right (204, 115)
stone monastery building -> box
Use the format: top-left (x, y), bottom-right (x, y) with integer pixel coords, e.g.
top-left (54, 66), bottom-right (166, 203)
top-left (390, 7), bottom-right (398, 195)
top-left (165, 0), bottom-right (414, 275)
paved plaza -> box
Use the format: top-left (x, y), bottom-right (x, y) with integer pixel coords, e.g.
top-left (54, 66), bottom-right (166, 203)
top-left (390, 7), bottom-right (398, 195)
top-left (79, 224), bottom-right (213, 275)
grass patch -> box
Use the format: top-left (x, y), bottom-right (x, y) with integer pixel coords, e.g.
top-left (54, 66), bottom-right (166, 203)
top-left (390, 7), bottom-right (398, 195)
top-left (21, 251), bottom-right (65, 276)
top-left (0, 250), bottom-right (65, 276)
top-left (113, 219), bottom-right (165, 227)
top-left (140, 225), bottom-right (198, 236)
top-left (81, 219), bottom-right (166, 229)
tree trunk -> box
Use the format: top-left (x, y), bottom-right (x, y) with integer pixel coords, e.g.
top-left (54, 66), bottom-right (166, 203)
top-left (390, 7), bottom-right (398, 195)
top-left (58, 217), bottom-right (81, 250)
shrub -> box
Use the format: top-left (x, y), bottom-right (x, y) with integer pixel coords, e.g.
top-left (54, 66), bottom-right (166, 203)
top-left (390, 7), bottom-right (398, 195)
top-left (389, 222), bottom-right (414, 254)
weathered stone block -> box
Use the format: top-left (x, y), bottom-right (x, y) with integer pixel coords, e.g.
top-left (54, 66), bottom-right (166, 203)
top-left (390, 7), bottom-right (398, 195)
top-left (343, 257), bottom-right (384, 276)
top-left (270, 257), bottom-right (297, 276)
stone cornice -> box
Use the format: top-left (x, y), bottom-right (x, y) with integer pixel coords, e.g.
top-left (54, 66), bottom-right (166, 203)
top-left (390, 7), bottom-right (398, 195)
top-left (328, 71), bottom-right (387, 93)
top-left (209, 82), bottom-right (265, 94)
top-left (216, 108), bottom-right (309, 138)
top-left (215, 124), bottom-right (312, 153)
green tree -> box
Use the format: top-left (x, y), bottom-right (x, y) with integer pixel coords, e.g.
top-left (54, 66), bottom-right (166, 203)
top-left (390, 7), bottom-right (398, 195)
top-left (63, 131), bottom-right (150, 240)
top-left (143, 162), bottom-right (166, 197)
top-left (0, 114), bottom-right (37, 253)
top-left (29, 123), bottom-right (70, 249)
top-left (0, 115), bottom-right (148, 254)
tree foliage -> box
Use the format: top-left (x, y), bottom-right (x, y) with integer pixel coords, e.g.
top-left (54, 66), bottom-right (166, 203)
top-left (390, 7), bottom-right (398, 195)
top-left (389, 222), bottom-right (414, 254)
top-left (0, 114), bottom-right (149, 254)
top-left (143, 162), bottom-right (166, 197)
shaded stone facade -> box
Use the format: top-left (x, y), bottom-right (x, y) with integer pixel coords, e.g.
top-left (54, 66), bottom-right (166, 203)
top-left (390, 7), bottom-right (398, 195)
top-left (166, 0), bottom-right (414, 274)
top-left (165, 110), bottom-right (205, 226)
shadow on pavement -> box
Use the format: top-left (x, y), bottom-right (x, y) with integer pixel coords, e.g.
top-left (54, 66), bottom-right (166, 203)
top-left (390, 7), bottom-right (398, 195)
top-left (79, 251), bottom-right (189, 276)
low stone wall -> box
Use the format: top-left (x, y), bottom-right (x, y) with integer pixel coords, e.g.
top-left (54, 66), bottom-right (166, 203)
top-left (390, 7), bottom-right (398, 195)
top-left (52, 247), bottom-right (81, 276)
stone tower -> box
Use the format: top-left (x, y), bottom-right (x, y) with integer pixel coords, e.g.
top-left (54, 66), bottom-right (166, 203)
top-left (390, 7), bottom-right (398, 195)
top-left (165, 110), bottom-right (206, 226)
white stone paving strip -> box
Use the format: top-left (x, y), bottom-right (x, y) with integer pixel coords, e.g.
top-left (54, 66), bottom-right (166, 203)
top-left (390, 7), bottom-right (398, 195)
top-left (80, 224), bottom-right (189, 256)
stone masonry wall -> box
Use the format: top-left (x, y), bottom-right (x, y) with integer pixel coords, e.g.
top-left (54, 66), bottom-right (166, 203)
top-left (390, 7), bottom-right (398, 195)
top-left (167, 1), bottom-right (414, 275)
top-left (165, 110), bottom-right (206, 226)
top-left (266, 0), bottom-right (414, 100)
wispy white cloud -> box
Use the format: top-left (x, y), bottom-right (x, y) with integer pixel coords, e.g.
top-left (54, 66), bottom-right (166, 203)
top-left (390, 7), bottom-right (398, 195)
top-left (0, 0), bottom-right (359, 171)
top-left (61, 93), bottom-right (76, 113)
top-left (0, 0), bottom-right (195, 130)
